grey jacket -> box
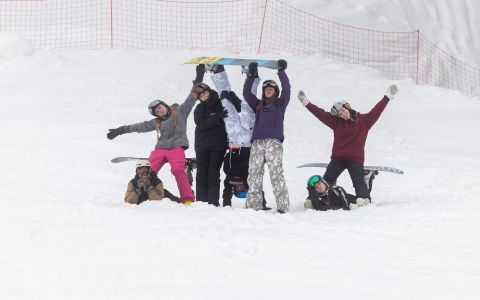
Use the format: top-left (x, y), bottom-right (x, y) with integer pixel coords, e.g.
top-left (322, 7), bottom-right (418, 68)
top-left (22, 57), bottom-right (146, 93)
top-left (123, 93), bottom-right (197, 150)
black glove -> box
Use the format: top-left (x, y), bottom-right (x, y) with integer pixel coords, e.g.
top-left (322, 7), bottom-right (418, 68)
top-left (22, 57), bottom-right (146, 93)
top-left (220, 90), bottom-right (241, 112)
top-left (209, 64), bottom-right (225, 74)
top-left (247, 62), bottom-right (258, 78)
top-left (193, 64), bottom-right (205, 85)
top-left (277, 59), bottom-right (287, 71)
top-left (107, 126), bottom-right (126, 140)
top-left (217, 108), bottom-right (229, 120)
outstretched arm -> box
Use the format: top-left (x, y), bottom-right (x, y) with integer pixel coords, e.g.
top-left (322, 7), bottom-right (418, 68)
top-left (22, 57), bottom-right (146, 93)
top-left (297, 90), bottom-right (336, 129)
top-left (365, 84), bottom-right (397, 128)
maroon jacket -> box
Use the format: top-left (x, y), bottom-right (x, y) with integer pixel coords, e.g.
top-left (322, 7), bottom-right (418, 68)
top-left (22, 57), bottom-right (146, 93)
top-left (306, 96), bottom-right (390, 164)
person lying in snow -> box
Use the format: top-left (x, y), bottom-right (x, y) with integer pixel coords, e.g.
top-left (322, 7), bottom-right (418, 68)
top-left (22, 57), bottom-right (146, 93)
top-left (297, 84), bottom-right (398, 204)
top-left (303, 175), bottom-right (370, 211)
top-left (124, 160), bottom-right (180, 205)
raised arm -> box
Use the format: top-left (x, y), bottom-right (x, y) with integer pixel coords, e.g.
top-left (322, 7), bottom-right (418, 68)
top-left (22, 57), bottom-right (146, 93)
top-left (364, 84), bottom-right (397, 128)
top-left (297, 90), bottom-right (336, 129)
top-left (243, 62), bottom-right (261, 111)
top-left (277, 59), bottom-right (291, 106)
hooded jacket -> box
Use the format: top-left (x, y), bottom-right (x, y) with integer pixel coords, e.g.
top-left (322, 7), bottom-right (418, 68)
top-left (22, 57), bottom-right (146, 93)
top-left (193, 90), bottom-right (228, 151)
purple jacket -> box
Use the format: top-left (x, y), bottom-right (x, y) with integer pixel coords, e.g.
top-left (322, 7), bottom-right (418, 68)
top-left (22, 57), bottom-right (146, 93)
top-left (243, 70), bottom-right (291, 142)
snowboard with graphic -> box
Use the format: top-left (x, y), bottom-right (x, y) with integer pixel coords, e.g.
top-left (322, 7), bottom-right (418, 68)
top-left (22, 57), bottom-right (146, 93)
top-left (184, 56), bottom-right (279, 69)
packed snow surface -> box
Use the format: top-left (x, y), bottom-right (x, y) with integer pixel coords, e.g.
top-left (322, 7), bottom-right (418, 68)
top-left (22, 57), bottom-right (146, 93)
top-left (1, 43), bottom-right (479, 299)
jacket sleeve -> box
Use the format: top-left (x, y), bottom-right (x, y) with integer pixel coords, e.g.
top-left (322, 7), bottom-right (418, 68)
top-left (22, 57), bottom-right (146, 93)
top-left (243, 77), bottom-right (260, 111)
top-left (124, 119), bottom-right (157, 133)
top-left (177, 89), bottom-right (197, 118)
top-left (305, 102), bottom-right (337, 129)
top-left (147, 182), bottom-right (164, 200)
top-left (124, 181), bottom-right (139, 204)
top-left (222, 99), bottom-right (240, 144)
top-left (194, 104), bottom-right (224, 132)
top-left (364, 96), bottom-right (389, 129)
top-left (278, 70), bottom-right (291, 106)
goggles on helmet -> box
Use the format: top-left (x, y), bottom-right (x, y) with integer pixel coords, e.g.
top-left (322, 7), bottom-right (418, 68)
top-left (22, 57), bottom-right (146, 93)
top-left (262, 80), bottom-right (278, 89)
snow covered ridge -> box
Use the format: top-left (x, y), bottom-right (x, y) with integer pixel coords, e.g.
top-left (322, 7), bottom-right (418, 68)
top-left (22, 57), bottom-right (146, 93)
top-left (0, 0), bottom-right (479, 97)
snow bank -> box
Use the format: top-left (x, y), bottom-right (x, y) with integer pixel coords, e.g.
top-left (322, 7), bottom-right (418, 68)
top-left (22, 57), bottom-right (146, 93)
top-left (0, 34), bottom-right (33, 61)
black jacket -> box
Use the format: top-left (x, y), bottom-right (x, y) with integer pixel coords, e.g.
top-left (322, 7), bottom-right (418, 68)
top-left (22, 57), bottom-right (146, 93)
top-left (194, 90), bottom-right (228, 151)
top-left (307, 185), bottom-right (356, 211)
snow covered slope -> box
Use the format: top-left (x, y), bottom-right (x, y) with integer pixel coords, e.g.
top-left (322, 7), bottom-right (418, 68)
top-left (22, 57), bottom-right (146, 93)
top-left (0, 34), bottom-right (479, 299)
top-left (285, 0), bottom-right (480, 66)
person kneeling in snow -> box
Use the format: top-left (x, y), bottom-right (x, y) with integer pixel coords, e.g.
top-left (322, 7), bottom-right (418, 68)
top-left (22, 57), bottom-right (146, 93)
top-left (303, 175), bottom-right (369, 211)
top-left (124, 160), bottom-right (180, 205)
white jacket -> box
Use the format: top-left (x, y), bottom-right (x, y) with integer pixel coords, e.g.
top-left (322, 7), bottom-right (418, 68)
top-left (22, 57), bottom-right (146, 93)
top-left (210, 71), bottom-right (259, 148)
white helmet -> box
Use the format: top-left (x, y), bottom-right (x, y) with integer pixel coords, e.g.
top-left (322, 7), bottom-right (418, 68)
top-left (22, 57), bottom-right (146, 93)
top-left (330, 100), bottom-right (351, 116)
top-left (136, 159), bottom-right (151, 169)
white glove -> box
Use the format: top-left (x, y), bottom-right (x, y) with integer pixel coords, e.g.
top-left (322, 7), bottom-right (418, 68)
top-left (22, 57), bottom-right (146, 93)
top-left (356, 198), bottom-right (370, 207)
top-left (386, 84), bottom-right (398, 100)
top-left (297, 90), bottom-right (310, 107)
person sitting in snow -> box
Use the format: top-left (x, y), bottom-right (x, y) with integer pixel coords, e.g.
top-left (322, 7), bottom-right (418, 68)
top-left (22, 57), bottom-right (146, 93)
top-left (124, 160), bottom-right (180, 205)
top-left (107, 66), bottom-right (201, 205)
top-left (206, 63), bottom-right (270, 210)
top-left (297, 84), bottom-right (398, 203)
top-left (303, 175), bottom-right (369, 211)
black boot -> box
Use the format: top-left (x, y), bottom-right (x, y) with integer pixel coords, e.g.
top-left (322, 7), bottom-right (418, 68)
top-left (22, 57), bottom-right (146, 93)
top-left (164, 189), bottom-right (180, 203)
top-left (261, 191), bottom-right (272, 210)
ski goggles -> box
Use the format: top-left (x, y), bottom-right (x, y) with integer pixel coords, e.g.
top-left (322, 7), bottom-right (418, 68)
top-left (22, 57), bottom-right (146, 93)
top-left (262, 80), bottom-right (278, 89)
top-left (330, 100), bottom-right (350, 116)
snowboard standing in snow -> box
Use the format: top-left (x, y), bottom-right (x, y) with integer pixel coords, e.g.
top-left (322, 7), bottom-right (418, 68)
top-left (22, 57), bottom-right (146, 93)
top-left (184, 57), bottom-right (279, 70)
top-left (112, 157), bottom-right (197, 186)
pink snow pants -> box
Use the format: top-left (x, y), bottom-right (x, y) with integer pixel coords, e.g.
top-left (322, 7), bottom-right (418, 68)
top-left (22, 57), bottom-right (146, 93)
top-left (149, 147), bottom-right (195, 203)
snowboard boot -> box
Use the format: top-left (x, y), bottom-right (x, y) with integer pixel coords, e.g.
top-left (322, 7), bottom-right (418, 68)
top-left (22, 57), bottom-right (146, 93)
top-left (363, 170), bottom-right (378, 193)
top-left (206, 64), bottom-right (225, 74)
top-left (163, 188), bottom-right (180, 203)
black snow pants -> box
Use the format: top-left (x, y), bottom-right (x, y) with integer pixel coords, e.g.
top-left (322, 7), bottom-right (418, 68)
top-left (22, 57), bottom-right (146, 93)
top-left (195, 149), bottom-right (226, 206)
top-left (323, 159), bottom-right (371, 200)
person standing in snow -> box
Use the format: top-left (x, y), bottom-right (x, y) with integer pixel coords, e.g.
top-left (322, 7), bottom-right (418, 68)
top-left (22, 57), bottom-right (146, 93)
top-left (243, 60), bottom-right (290, 213)
top-left (124, 159), bottom-right (180, 204)
top-left (297, 84), bottom-right (398, 202)
top-left (303, 174), bottom-right (369, 211)
top-left (207, 64), bottom-right (270, 210)
top-left (107, 66), bottom-right (202, 205)
top-left (192, 66), bottom-right (228, 207)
